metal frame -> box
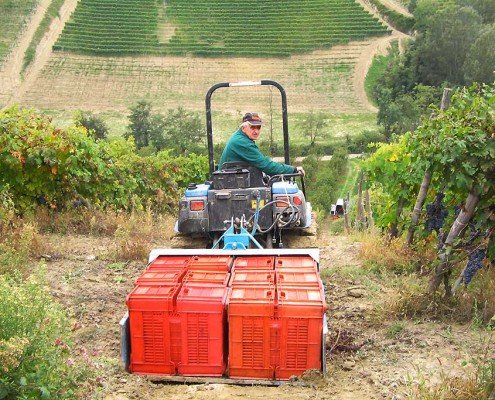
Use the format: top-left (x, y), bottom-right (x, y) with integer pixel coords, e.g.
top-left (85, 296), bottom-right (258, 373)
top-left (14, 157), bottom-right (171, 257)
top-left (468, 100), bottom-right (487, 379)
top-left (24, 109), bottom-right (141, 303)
top-left (205, 80), bottom-right (290, 175)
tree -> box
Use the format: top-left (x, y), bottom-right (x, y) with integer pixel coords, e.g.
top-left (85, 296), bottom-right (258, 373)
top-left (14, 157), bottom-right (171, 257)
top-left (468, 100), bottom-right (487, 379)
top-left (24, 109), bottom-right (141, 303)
top-left (458, 0), bottom-right (495, 23)
top-left (73, 110), bottom-right (108, 140)
top-left (160, 107), bottom-right (205, 155)
top-left (464, 25), bottom-right (495, 84)
top-left (297, 111), bottom-right (328, 148)
top-left (416, 5), bottom-right (483, 85)
top-left (126, 100), bottom-right (165, 150)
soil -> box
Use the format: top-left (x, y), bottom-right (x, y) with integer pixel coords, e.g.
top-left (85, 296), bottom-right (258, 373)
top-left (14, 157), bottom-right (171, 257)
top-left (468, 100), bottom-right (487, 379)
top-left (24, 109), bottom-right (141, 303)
top-left (41, 219), bottom-right (492, 399)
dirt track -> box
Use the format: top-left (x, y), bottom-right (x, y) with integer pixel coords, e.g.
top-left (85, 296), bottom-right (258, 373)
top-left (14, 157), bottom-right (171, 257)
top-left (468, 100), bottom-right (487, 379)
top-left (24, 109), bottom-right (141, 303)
top-left (41, 220), bottom-right (491, 399)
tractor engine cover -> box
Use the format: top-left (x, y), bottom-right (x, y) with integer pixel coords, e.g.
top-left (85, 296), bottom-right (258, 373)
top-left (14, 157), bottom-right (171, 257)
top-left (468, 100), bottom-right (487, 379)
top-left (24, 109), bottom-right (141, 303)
top-left (208, 187), bottom-right (272, 232)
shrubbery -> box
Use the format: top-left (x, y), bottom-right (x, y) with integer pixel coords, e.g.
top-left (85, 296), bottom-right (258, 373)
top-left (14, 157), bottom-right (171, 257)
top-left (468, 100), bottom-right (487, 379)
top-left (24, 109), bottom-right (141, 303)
top-left (0, 106), bottom-right (209, 213)
top-left (0, 271), bottom-right (91, 399)
top-left (303, 147), bottom-right (349, 213)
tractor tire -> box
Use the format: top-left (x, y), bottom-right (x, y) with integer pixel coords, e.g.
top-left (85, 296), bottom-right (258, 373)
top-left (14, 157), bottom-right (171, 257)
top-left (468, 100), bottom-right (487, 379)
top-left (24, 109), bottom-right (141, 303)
top-left (283, 231), bottom-right (318, 248)
top-left (282, 213), bottom-right (318, 248)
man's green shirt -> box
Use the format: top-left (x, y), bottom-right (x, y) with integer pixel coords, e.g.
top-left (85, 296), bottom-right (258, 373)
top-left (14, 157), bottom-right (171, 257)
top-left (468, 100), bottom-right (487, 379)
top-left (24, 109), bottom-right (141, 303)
top-left (218, 128), bottom-right (294, 175)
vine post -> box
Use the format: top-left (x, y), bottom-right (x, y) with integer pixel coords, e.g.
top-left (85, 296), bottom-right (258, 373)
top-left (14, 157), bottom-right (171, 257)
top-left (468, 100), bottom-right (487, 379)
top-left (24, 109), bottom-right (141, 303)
top-left (344, 192), bottom-right (351, 234)
top-left (428, 189), bottom-right (480, 295)
top-left (356, 171), bottom-right (366, 230)
top-left (405, 88), bottom-right (452, 247)
top-left (364, 187), bottom-right (374, 229)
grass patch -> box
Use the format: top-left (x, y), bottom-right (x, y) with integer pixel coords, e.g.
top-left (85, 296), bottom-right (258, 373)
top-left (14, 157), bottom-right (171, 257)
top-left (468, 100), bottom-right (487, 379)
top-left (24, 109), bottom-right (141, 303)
top-left (22, 0), bottom-right (65, 72)
top-left (45, 108), bottom-right (379, 150)
top-left (364, 40), bottom-right (399, 106)
top-left (357, 232), bottom-right (424, 275)
top-left (405, 352), bottom-right (495, 400)
top-left (54, 0), bottom-right (389, 57)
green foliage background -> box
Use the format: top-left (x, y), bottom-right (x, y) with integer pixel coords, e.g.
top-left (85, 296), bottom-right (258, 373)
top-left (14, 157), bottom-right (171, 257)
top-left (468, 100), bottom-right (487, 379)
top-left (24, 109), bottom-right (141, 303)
top-left (0, 106), bottom-right (209, 213)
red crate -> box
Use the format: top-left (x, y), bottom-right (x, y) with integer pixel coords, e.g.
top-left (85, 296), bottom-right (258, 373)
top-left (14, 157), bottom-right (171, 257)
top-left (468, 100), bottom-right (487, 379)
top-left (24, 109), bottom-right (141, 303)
top-left (187, 255), bottom-right (233, 271)
top-left (229, 270), bottom-right (275, 286)
top-left (275, 286), bottom-right (327, 380)
top-left (228, 286), bottom-right (276, 379)
top-left (183, 270), bottom-right (230, 286)
top-left (126, 284), bottom-right (180, 375)
top-left (135, 270), bottom-right (186, 286)
top-left (274, 256), bottom-right (317, 271)
top-left (276, 270), bottom-right (322, 287)
top-left (147, 256), bottom-right (190, 270)
top-left (176, 284), bottom-right (229, 376)
top-left (232, 256), bottom-right (274, 270)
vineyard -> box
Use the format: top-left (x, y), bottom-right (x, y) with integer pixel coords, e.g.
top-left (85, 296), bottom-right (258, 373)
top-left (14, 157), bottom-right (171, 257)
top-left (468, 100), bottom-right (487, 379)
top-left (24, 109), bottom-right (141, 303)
top-left (361, 83), bottom-right (495, 296)
top-left (0, 0), bottom-right (38, 65)
top-left (20, 41), bottom-right (376, 117)
top-left (54, 0), bottom-right (390, 57)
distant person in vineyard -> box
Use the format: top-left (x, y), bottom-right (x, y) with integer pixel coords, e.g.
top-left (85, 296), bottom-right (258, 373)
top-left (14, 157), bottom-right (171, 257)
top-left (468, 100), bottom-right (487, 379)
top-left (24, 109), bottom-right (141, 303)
top-left (219, 112), bottom-right (305, 176)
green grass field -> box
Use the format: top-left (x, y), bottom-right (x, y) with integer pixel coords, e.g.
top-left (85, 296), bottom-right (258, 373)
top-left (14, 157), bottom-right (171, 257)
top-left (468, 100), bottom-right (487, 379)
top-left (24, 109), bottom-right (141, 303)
top-left (45, 109), bottom-right (377, 147)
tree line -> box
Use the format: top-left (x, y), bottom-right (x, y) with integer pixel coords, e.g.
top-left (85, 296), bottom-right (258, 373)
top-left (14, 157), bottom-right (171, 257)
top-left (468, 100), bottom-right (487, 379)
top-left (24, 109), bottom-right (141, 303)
top-left (373, 0), bottom-right (495, 139)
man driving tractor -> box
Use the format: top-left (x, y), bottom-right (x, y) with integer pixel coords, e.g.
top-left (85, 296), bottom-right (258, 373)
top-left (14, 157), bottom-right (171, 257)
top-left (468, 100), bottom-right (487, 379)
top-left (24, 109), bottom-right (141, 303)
top-left (219, 112), bottom-right (305, 176)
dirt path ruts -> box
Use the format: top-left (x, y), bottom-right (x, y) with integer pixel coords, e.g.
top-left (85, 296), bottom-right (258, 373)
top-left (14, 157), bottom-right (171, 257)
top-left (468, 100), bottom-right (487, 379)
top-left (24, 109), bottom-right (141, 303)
top-left (11, 0), bottom-right (79, 104)
top-left (352, 31), bottom-right (408, 113)
top-left (352, 0), bottom-right (410, 112)
top-left (378, 0), bottom-right (413, 18)
top-left (0, 0), bottom-right (51, 104)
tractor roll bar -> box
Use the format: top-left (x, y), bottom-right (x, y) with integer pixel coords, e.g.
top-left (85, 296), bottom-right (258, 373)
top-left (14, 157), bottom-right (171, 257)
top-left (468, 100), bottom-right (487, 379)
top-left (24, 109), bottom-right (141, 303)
top-left (205, 80), bottom-right (290, 175)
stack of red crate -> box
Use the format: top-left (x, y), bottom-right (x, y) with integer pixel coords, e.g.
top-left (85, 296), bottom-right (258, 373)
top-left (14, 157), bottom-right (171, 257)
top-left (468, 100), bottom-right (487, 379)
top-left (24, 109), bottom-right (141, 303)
top-left (275, 256), bottom-right (326, 379)
top-left (126, 255), bottom-right (232, 376)
top-left (127, 254), bottom-right (326, 380)
top-left (228, 256), bottom-right (276, 379)
top-left (177, 256), bottom-right (231, 376)
top-left (126, 255), bottom-right (189, 375)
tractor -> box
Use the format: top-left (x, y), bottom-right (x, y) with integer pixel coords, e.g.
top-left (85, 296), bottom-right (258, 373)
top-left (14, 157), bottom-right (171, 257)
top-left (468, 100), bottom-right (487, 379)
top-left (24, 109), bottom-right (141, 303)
top-left (121, 81), bottom-right (327, 384)
top-left (175, 80), bottom-right (314, 250)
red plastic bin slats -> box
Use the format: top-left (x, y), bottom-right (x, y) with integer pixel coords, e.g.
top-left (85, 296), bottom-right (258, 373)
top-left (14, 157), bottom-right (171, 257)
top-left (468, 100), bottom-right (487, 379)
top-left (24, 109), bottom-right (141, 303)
top-left (177, 284), bottom-right (229, 376)
top-left (276, 285), bottom-right (326, 380)
top-left (135, 270), bottom-right (185, 285)
top-left (274, 256), bottom-right (317, 271)
top-left (126, 284), bottom-right (178, 311)
top-left (233, 256), bottom-right (274, 270)
top-left (228, 286), bottom-right (276, 379)
top-left (187, 255), bottom-right (233, 271)
top-left (183, 270), bottom-right (230, 286)
top-left (126, 284), bottom-right (180, 375)
top-left (147, 256), bottom-right (190, 270)
top-left (229, 270), bottom-right (275, 286)
top-left (276, 270), bottom-right (322, 287)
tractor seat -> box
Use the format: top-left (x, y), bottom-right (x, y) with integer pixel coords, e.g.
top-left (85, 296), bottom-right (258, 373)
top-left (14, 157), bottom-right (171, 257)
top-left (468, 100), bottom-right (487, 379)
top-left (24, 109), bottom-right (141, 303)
top-left (211, 162), bottom-right (265, 189)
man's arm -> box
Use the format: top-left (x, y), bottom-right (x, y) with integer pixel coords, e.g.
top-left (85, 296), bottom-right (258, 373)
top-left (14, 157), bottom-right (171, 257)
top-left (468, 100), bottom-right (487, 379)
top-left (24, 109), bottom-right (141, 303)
top-left (234, 137), bottom-right (296, 176)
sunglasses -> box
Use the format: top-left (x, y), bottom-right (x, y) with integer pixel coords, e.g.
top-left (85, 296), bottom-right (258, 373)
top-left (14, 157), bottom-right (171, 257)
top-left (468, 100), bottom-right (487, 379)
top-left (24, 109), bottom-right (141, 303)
top-left (250, 125), bottom-right (261, 130)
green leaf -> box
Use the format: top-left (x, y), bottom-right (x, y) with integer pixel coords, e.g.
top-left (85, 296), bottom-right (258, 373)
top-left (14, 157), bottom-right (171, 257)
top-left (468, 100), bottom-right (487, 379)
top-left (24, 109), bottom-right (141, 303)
top-left (40, 387), bottom-right (51, 398)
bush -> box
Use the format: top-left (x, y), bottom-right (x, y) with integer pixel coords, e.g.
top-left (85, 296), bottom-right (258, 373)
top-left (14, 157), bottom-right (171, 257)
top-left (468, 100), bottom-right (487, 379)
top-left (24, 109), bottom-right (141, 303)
top-left (0, 272), bottom-right (91, 399)
top-left (346, 130), bottom-right (386, 153)
top-left (0, 106), bottom-right (209, 213)
top-left (303, 147), bottom-right (348, 213)
top-left (73, 111), bottom-right (109, 140)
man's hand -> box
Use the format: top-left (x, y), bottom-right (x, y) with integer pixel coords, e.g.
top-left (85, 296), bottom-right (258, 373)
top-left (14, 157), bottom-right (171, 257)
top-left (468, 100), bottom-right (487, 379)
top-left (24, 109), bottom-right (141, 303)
top-left (295, 166), bottom-right (305, 176)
